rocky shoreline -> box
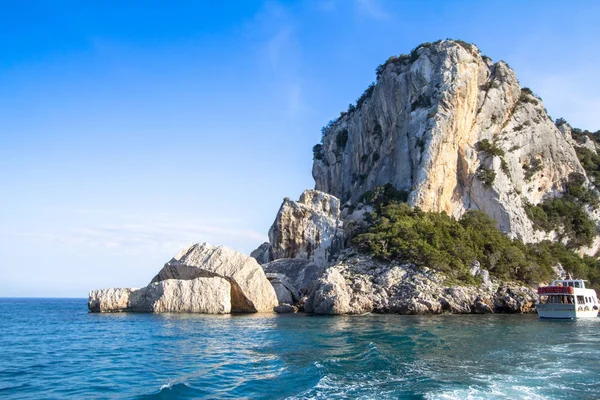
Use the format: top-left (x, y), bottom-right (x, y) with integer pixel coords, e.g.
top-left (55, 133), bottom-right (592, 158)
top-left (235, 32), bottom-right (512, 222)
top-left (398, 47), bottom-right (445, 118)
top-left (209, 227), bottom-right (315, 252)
top-left (89, 238), bottom-right (537, 316)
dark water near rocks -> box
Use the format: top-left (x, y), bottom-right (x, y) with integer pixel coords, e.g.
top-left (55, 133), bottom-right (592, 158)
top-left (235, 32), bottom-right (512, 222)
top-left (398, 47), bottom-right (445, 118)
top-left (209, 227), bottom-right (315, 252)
top-left (1, 298), bottom-right (600, 399)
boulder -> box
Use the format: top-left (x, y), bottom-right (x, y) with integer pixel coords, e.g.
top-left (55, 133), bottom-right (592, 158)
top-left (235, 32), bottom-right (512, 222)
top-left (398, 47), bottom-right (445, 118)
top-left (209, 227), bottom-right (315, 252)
top-left (304, 268), bottom-right (373, 314)
top-left (274, 304), bottom-right (296, 314)
top-left (151, 243), bottom-right (278, 313)
top-left (88, 277), bottom-right (231, 314)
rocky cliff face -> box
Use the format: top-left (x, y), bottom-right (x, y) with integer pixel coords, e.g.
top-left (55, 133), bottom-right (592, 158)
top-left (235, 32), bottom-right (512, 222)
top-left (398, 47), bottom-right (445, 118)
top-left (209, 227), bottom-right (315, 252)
top-left (312, 40), bottom-right (586, 243)
top-left (256, 189), bottom-right (344, 266)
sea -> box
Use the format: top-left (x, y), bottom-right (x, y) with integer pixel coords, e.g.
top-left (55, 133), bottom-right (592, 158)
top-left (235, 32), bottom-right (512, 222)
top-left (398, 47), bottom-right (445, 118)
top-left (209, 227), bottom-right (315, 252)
top-left (1, 298), bottom-right (599, 399)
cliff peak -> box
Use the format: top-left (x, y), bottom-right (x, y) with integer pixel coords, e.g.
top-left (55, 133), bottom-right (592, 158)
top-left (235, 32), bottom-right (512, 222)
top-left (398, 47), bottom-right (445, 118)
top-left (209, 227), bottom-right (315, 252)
top-left (312, 39), bottom-right (590, 246)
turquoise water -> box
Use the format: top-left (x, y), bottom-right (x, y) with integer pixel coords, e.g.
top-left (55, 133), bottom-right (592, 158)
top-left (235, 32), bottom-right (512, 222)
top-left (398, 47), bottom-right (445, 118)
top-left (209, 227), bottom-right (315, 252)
top-left (1, 299), bottom-right (599, 399)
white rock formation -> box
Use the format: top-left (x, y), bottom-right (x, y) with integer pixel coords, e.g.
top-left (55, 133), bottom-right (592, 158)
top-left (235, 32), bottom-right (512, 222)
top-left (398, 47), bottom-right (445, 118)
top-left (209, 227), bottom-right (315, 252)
top-left (267, 190), bottom-right (344, 266)
top-left (151, 243), bottom-right (278, 313)
top-left (89, 243), bottom-right (277, 314)
top-left (88, 277), bottom-right (231, 313)
top-left (312, 40), bottom-right (587, 244)
top-left (88, 288), bottom-right (136, 313)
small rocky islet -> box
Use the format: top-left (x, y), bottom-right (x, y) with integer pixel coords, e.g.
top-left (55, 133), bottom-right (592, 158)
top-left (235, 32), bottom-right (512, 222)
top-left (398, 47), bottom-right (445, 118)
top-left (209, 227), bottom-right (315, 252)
top-left (90, 39), bottom-right (600, 315)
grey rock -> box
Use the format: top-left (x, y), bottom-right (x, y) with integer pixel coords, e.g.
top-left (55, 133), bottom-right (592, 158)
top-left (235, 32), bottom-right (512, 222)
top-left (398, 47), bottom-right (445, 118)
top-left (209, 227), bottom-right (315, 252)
top-left (262, 258), bottom-right (325, 294)
top-left (274, 304), bottom-right (296, 314)
top-left (266, 273), bottom-right (300, 304)
top-left (250, 242), bottom-right (272, 265)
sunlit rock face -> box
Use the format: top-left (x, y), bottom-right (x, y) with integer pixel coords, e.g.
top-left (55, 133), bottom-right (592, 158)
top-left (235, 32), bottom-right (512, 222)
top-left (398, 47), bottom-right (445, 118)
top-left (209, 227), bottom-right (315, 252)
top-left (312, 40), bottom-right (586, 243)
top-left (87, 277), bottom-right (231, 314)
top-left (267, 190), bottom-right (344, 266)
top-left (151, 243), bottom-right (278, 313)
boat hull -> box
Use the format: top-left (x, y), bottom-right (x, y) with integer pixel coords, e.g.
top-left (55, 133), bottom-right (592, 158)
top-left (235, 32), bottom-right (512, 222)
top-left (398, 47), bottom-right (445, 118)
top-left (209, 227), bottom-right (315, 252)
top-left (537, 304), bottom-right (599, 319)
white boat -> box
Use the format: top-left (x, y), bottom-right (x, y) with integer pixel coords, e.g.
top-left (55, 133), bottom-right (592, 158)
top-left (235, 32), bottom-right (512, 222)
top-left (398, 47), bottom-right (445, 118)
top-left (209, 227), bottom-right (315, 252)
top-left (536, 278), bottom-right (599, 319)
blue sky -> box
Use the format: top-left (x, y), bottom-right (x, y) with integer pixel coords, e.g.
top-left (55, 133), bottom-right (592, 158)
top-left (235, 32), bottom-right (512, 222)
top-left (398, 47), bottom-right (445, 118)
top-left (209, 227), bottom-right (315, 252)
top-left (2, 0), bottom-right (599, 297)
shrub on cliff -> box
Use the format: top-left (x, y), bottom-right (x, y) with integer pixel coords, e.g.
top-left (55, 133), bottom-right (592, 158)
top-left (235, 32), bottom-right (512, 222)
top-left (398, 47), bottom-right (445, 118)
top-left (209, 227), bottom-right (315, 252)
top-left (352, 203), bottom-right (600, 286)
top-left (475, 139), bottom-right (504, 157)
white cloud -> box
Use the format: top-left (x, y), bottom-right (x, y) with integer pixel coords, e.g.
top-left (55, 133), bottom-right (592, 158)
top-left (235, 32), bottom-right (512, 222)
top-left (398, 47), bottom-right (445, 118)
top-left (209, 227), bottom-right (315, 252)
top-left (355, 0), bottom-right (389, 20)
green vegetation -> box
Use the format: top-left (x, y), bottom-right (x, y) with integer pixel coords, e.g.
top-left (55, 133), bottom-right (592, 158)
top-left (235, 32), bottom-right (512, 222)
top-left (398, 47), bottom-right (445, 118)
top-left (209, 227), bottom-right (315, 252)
top-left (475, 139), bottom-right (504, 157)
top-left (480, 80), bottom-right (499, 91)
top-left (501, 158), bottom-right (510, 177)
top-left (312, 144), bottom-right (323, 161)
top-left (477, 166), bottom-right (496, 188)
top-left (524, 173), bottom-right (598, 249)
top-left (474, 139), bottom-right (510, 182)
top-left (523, 158), bottom-right (543, 180)
top-left (519, 87), bottom-right (540, 105)
top-left (357, 183), bottom-right (409, 209)
top-left (576, 147), bottom-right (600, 185)
top-left (336, 129), bottom-right (349, 150)
top-left (352, 194), bottom-right (600, 288)
top-left (525, 198), bottom-right (595, 249)
top-left (353, 203), bottom-right (551, 284)
top-left (356, 83), bottom-right (376, 109)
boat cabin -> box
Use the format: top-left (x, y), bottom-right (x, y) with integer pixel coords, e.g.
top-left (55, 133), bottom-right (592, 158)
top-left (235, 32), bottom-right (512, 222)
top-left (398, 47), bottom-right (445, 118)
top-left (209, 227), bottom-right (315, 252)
top-left (537, 279), bottom-right (599, 310)
top-left (551, 279), bottom-right (586, 288)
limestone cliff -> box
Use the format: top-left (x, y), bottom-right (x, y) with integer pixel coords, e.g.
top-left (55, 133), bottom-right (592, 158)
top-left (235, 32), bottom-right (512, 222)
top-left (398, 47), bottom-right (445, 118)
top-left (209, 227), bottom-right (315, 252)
top-left (312, 40), bottom-right (587, 244)
top-left (259, 189), bottom-right (344, 266)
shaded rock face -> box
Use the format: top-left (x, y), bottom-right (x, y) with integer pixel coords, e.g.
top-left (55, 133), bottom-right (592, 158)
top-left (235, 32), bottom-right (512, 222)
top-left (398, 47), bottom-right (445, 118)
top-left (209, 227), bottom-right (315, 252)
top-left (266, 273), bottom-right (300, 305)
top-left (250, 242), bottom-right (272, 264)
top-left (312, 40), bottom-right (585, 243)
top-left (304, 255), bottom-right (537, 315)
top-left (152, 243), bottom-right (278, 313)
top-left (262, 258), bottom-right (325, 295)
top-left (268, 190), bottom-right (344, 266)
top-left (88, 277), bottom-right (231, 314)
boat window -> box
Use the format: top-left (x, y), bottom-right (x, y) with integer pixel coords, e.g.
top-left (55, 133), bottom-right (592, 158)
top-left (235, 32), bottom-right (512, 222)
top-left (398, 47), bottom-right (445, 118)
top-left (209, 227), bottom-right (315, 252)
top-left (568, 282), bottom-right (574, 287)
top-left (574, 282), bottom-right (581, 288)
top-left (577, 296), bottom-right (585, 303)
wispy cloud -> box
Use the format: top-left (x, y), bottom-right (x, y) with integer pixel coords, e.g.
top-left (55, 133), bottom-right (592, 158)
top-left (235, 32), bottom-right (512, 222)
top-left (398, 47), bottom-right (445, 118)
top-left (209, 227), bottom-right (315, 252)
top-left (3, 215), bottom-right (267, 256)
top-left (313, 0), bottom-right (337, 12)
top-left (252, 2), bottom-right (307, 117)
top-left (355, 0), bottom-right (389, 20)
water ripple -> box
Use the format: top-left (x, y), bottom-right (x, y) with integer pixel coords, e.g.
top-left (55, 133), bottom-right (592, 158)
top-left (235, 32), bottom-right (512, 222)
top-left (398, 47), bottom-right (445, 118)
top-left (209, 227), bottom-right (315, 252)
top-left (1, 300), bottom-right (599, 399)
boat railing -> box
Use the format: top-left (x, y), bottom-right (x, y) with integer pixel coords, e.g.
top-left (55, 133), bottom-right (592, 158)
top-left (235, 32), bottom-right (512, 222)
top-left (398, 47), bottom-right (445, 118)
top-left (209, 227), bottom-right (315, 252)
top-left (538, 286), bottom-right (575, 295)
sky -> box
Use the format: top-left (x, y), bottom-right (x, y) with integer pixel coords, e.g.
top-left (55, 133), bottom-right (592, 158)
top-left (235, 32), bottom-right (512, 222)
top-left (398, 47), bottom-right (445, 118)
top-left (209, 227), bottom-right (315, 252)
top-left (1, 0), bottom-right (599, 297)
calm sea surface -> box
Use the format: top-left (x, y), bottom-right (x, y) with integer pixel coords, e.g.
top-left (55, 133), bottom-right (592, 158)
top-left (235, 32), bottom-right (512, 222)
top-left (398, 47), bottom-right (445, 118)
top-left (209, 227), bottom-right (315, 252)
top-left (1, 298), bottom-right (599, 399)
